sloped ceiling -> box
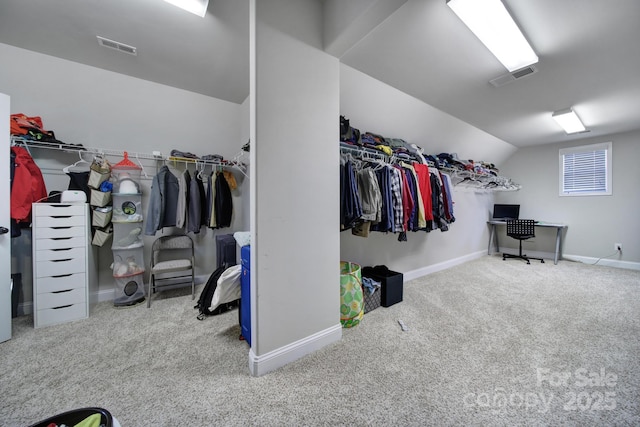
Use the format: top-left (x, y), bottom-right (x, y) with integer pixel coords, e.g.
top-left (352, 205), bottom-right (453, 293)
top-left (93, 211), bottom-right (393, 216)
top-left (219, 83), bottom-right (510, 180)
top-left (1, 0), bottom-right (640, 147)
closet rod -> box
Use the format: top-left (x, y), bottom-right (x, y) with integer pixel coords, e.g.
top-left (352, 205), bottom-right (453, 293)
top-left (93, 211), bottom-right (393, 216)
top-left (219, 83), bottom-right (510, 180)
top-left (340, 143), bottom-right (436, 168)
top-left (340, 143), bottom-right (392, 161)
top-left (11, 136), bottom-right (248, 177)
top-left (339, 142), bottom-right (519, 191)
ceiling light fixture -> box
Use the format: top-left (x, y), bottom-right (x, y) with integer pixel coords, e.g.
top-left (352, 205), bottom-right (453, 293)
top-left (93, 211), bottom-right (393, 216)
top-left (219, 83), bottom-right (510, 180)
top-left (163, 0), bottom-right (209, 17)
top-left (552, 108), bottom-right (587, 134)
top-left (447, 0), bottom-right (538, 72)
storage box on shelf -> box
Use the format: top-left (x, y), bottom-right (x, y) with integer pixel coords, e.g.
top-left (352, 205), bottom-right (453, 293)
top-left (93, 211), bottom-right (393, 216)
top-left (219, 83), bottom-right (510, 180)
top-left (90, 189), bottom-right (111, 208)
top-left (88, 164), bottom-right (111, 190)
top-left (92, 225), bottom-right (113, 247)
top-left (31, 203), bottom-right (96, 328)
top-left (92, 207), bottom-right (112, 228)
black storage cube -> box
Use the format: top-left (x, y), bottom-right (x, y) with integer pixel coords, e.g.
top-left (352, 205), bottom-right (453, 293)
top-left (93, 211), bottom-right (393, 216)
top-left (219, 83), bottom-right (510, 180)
top-left (216, 234), bottom-right (237, 268)
top-left (362, 265), bottom-right (403, 307)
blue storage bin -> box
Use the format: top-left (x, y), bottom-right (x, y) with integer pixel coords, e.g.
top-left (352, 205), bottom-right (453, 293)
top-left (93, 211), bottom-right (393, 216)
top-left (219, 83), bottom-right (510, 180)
top-left (240, 245), bottom-right (251, 345)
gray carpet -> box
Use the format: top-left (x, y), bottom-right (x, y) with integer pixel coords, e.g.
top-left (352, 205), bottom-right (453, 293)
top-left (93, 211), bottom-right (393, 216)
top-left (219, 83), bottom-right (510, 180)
top-left (1, 255), bottom-right (639, 426)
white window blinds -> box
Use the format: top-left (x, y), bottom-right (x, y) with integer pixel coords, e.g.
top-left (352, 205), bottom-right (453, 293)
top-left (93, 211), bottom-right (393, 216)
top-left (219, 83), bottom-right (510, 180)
top-left (559, 142), bottom-right (612, 196)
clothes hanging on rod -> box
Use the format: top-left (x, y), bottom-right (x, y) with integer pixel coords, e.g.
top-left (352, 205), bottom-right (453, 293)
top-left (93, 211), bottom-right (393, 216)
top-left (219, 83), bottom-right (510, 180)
top-left (340, 150), bottom-right (455, 241)
top-left (145, 164), bottom-right (236, 235)
top-left (10, 136), bottom-right (249, 180)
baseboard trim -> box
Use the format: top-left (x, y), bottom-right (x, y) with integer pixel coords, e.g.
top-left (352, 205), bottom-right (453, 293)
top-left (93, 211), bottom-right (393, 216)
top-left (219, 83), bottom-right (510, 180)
top-left (562, 254), bottom-right (640, 271)
top-left (403, 250), bottom-right (486, 282)
top-left (248, 323), bottom-right (342, 377)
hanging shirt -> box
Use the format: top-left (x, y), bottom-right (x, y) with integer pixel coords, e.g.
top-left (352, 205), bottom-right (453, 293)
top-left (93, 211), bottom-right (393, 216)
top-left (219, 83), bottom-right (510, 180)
top-left (341, 160), bottom-right (362, 230)
top-left (402, 163), bottom-right (426, 229)
top-left (207, 171), bottom-right (216, 228)
top-left (356, 167), bottom-right (382, 223)
top-left (439, 171), bottom-right (455, 223)
top-left (403, 167), bottom-right (419, 232)
top-left (176, 170), bottom-right (189, 229)
top-left (412, 163), bottom-right (433, 223)
top-left (214, 171), bottom-right (233, 228)
top-left (10, 146), bottom-right (47, 227)
top-left (371, 166), bottom-right (392, 232)
top-left (187, 172), bottom-right (202, 233)
top-left (389, 166), bottom-right (404, 233)
top-left (144, 165), bottom-right (179, 235)
top-left (223, 170), bottom-right (237, 191)
top-left (395, 165), bottom-right (414, 234)
top-left (430, 170), bottom-right (448, 232)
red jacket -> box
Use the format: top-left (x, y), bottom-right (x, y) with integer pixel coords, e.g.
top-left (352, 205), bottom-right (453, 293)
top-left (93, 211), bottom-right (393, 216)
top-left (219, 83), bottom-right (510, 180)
top-left (10, 146), bottom-right (47, 224)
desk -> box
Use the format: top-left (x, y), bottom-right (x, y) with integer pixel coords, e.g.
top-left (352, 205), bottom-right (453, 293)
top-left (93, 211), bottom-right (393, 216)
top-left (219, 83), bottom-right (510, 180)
top-left (488, 220), bottom-right (567, 265)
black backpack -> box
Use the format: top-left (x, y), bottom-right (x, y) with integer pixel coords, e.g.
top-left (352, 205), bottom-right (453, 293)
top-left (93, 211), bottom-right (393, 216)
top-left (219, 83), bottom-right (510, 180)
top-left (195, 265), bottom-right (239, 320)
top-left (340, 115), bottom-right (361, 145)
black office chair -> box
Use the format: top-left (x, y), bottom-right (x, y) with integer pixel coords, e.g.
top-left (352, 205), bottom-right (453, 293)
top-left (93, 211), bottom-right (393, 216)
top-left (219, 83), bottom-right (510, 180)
top-left (503, 219), bottom-right (545, 264)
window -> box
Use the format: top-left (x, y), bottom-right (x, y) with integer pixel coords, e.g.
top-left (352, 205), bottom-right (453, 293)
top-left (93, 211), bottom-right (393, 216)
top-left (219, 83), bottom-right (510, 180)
top-left (559, 142), bottom-right (612, 196)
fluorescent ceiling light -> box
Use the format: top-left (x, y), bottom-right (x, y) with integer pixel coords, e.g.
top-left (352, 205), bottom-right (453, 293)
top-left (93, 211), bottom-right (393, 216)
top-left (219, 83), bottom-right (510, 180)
top-left (552, 108), bottom-right (587, 134)
top-left (447, 0), bottom-right (538, 72)
top-left (163, 0), bottom-right (209, 17)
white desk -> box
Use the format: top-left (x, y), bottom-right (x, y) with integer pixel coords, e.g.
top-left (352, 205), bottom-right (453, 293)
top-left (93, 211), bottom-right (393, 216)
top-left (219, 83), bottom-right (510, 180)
top-left (488, 220), bottom-right (567, 265)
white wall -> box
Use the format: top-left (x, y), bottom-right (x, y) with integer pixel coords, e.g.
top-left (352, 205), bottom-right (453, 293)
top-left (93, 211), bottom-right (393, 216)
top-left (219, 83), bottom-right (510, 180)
top-left (340, 65), bottom-right (517, 166)
top-left (1, 42), bottom-right (247, 306)
top-left (239, 96), bottom-right (251, 232)
top-left (339, 64), bottom-right (517, 275)
top-left (496, 130), bottom-right (640, 267)
top-left (250, 0), bottom-right (341, 374)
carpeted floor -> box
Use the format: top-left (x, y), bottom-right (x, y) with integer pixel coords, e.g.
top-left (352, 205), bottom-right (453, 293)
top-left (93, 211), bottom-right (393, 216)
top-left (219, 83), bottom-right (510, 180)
top-left (1, 255), bottom-right (639, 426)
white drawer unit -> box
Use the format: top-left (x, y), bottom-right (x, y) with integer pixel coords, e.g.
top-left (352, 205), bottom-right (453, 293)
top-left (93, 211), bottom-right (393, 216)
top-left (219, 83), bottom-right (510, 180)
top-left (32, 203), bottom-right (96, 328)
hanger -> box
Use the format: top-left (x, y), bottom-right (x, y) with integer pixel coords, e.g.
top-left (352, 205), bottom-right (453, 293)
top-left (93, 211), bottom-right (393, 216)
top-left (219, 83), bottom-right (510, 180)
top-left (62, 151), bottom-right (91, 174)
top-left (196, 161), bottom-right (207, 181)
top-left (369, 158), bottom-right (387, 171)
top-left (10, 136), bottom-right (33, 156)
top-left (135, 153), bottom-right (149, 179)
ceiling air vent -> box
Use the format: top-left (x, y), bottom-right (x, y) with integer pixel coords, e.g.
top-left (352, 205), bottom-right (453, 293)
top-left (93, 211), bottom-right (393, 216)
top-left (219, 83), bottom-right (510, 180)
top-left (489, 65), bottom-right (537, 87)
top-left (97, 36), bottom-right (137, 56)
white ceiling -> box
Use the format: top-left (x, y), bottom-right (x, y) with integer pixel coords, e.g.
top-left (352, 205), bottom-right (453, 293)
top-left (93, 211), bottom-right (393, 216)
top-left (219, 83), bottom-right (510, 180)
top-left (1, 0), bottom-right (640, 148)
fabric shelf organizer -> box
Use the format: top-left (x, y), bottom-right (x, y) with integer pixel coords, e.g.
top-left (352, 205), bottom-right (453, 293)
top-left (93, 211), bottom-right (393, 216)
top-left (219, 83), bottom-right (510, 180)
top-left (110, 152), bottom-right (146, 306)
top-left (88, 155), bottom-right (113, 247)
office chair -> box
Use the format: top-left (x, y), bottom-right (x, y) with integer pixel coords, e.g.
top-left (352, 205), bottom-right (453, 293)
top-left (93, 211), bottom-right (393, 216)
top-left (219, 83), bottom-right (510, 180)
top-left (147, 234), bottom-right (195, 307)
top-left (503, 219), bottom-right (545, 264)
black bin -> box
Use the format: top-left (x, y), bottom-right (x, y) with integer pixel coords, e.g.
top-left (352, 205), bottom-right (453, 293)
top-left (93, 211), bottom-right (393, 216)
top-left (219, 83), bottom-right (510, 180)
top-left (362, 265), bottom-right (403, 307)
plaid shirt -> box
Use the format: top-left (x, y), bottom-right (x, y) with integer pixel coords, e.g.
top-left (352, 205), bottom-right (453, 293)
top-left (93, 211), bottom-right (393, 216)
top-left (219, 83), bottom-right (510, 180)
top-left (389, 167), bottom-right (404, 232)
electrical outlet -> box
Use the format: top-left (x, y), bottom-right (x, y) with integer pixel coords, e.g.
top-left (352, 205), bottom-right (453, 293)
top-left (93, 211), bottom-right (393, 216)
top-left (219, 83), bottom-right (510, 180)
top-left (615, 243), bottom-right (622, 252)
